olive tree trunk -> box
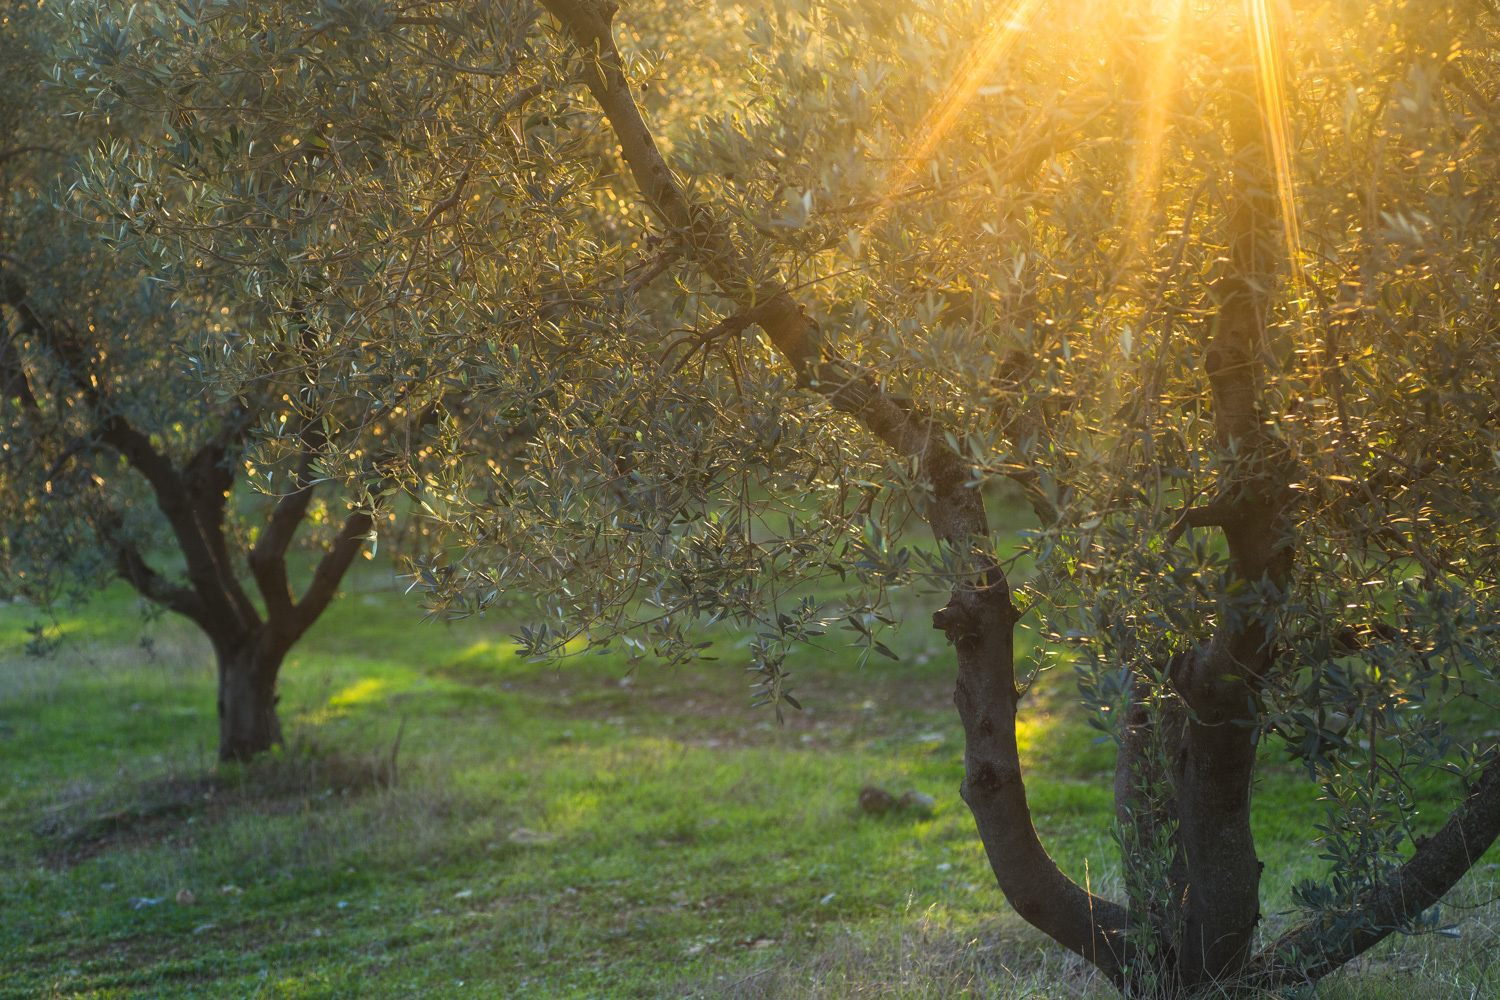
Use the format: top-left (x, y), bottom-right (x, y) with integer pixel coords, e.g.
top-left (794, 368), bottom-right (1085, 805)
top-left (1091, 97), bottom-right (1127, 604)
top-left (541, 1), bottom-right (1500, 993)
top-left (213, 632), bottom-right (288, 763)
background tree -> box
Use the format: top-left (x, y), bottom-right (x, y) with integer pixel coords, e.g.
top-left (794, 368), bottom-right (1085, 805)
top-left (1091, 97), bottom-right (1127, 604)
top-left (54, 0), bottom-right (1500, 993)
top-left (1, 2), bottom-right (395, 761)
top-left (40, 0), bottom-right (610, 758)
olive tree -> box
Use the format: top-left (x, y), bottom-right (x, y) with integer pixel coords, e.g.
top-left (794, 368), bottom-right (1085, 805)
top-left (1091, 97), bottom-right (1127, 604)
top-left (44, 0), bottom-right (616, 758)
top-left (58, 0), bottom-right (1500, 992)
top-left (2, 2), bottom-right (397, 761)
top-left (447, 2), bottom-right (1500, 989)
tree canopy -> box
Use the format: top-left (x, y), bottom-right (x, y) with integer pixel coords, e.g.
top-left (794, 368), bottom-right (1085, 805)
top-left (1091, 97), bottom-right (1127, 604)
top-left (28, 0), bottom-right (1500, 992)
top-left (3, 0), bottom-right (410, 759)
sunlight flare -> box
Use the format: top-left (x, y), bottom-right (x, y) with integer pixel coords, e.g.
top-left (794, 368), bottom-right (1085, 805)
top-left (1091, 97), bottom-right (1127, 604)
top-left (1245, 0), bottom-right (1304, 286)
top-left (1124, 0), bottom-right (1189, 268)
top-left (866, 0), bottom-right (1043, 234)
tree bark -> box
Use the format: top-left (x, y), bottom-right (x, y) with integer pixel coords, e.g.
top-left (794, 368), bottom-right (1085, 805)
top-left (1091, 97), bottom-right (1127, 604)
top-left (214, 631), bottom-right (287, 763)
top-left (938, 584), bottom-right (1133, 983)
top-left (541, 0), bottom-right (1131, 983)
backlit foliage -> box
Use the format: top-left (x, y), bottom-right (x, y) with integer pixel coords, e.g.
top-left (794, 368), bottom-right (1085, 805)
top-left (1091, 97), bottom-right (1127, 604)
top-left (47, 0), bottom-right (1500, 978)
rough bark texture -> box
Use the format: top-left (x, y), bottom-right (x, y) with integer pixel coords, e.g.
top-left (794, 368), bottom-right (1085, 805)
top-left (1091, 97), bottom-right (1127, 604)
top-left (939, 583), bottom-right (1132, 981)
top-left (214, 633), bottom-right (287, 762)
top-left (542, 3), bottom-right (1500, 993)
top-left (542, 0), bottom-right (1129, 984)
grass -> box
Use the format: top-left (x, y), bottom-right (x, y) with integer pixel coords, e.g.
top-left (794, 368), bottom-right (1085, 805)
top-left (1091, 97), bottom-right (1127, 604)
top-left (2, 562), bottom-right (1499, 999)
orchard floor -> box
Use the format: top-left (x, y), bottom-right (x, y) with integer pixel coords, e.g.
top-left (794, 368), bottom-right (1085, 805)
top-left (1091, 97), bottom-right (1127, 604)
top-left (3, 570), bottom-right (1499, 999)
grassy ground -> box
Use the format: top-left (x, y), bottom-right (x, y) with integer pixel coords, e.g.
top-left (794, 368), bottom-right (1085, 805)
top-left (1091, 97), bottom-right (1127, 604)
top-left (2, 565), bottom-right (1499, 999)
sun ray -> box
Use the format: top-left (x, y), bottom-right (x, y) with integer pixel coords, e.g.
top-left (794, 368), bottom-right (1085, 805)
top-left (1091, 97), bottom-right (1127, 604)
top-left (863, 0), bottom-right (1044, 237)
top-left (1245, 0), bottom-right (1304, 288)
top-left (1124, 0), bottom-right (1189, 271)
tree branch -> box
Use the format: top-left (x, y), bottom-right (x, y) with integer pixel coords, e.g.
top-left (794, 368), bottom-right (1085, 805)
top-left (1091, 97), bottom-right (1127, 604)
top-left (936, 585), bottom-right (1133, 983)
top-left (0, 328), bottom-right (41, 414)
top-left (1251, 755), bottom-right (1500, 986)
top-left (5, 229), bottom-right (265, 643)
top-left (542, 3), bottom-right (1127, 979)
top-left (248, 467), bottom-right (318, 634)
top-left (292, 505), bottom-right (372, 637)
top-left (111, 536), bottom-right (211, 628)
top-left (1164, 497), bottom-right (1242, 546)
top-left (0, 268), bottom-right (104, 408)
top-left (542, 0), bottom-right (987, 545)
top-left (245, 412), bottom-right (329, 636)
top-left (624, 246), bottom-right (681, 298)
top-left (0, 145), bottom-right (67, 167)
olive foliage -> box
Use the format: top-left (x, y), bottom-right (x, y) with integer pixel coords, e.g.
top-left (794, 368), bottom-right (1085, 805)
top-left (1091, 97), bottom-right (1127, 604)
top-left (4, 0), bottom-right (404, 760)
top-left (52, 0), bottom-right (1500, 991)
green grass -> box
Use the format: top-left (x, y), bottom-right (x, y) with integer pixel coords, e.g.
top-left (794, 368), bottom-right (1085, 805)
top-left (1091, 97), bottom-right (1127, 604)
top-left (2, 565), bottom-right (1499, 999)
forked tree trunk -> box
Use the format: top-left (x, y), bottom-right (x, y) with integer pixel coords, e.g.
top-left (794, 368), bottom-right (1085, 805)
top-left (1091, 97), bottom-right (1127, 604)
top-left (213, 632), bottom-right (287, 762)
top-left (542, 3), bottom-right (1500, 993)
top-left (8, 196), bottom-right (375, 768)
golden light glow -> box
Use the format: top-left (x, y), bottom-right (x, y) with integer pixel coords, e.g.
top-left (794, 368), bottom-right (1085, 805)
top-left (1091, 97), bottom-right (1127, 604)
top-left (866, 0), bottom-right (1044, 234)
top-left (327, 677), bottom-right (391, 709)
top-left (862, 0), bottom-right (1302, 299)
top-left (1245, 0), bottom-right (1304, 286)
top-left (1124, 0), bottom-right (1188, 268)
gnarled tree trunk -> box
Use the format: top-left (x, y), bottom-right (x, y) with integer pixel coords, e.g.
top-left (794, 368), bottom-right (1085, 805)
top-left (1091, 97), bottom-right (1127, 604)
top-left (542, 2), bottom-right (1500, 994)
top-left (213, 631), bottom-right (287, 762)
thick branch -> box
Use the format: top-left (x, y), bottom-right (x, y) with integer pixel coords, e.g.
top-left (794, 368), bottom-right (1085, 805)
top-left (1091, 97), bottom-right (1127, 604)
top-left (0, 272), bottom-right (50, 415)
top-left (0, 328), bottom-right (41, 414)
top-left (1164, 498), bottom-right (1240, 546)
top-left (292, 506), bottom-right (372, 636)
top-left (0, 269), bottom-right (104, 408)
top-left (937, 585), bottom-right (1132, 984)
top-left (95, 414), bottom-right (260, 638)
top-left (544, 0), bottom-right (1124, 974)
top-left (249, 478), bottom-right (316, 634)
top-left (184, 410), bottom-right (262, 621)
top-left (1251, 755), bottom-right (1500, 985)
top-left (542, 0), bottom-right (986, 545)
top-left (112, 537), bottom-right (210, 628)
top-left (0, 145), bottom-right (66, 166)
top-left (5, 239), bottom-right (266, 645)
top-left (248, 418), bottom-right (325, 633)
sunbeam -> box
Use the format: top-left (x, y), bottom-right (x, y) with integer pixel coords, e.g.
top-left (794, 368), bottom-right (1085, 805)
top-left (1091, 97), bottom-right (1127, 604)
top-left (1124, 0), bottom-right (1188, 271)
top-left (864, 0), bottom-right (1044, 236)
top-left (1245, 0), bottom-right (1304, 287)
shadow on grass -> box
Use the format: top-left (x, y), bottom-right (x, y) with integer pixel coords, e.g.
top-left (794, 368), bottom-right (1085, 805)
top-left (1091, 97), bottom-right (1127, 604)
top-left (34, 731), bottom-right (403, 866)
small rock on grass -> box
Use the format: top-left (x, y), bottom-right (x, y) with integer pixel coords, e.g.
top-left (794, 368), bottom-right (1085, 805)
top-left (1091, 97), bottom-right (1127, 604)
top-left (900, 790), bottom-right (936, 815)
top-left (858, 786), bottom-right (935, 816)
top-left (858, 786), bottom-right (897, 814)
